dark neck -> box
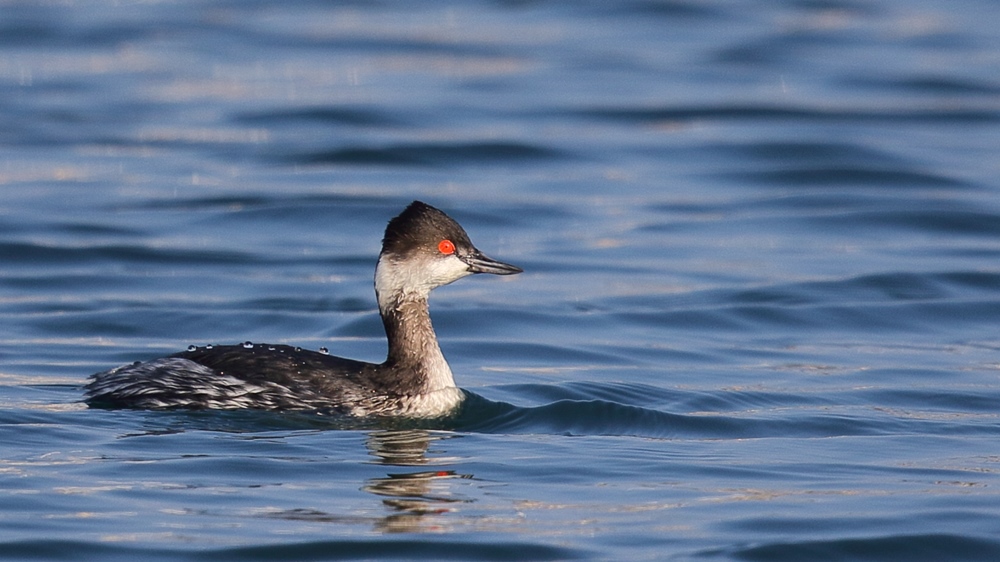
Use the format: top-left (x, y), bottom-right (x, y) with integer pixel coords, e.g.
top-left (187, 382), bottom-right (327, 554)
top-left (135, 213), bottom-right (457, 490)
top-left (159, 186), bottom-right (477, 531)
top-left (378, 293), bottom-right (455, 392)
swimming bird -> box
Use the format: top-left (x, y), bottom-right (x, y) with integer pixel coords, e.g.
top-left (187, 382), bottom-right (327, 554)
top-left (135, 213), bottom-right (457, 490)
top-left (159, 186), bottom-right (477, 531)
top-left (84, 201), bottom-right (522, 417)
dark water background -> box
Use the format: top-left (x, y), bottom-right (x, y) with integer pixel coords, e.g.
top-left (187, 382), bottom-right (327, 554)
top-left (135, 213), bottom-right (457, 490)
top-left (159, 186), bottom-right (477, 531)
top-left (3, 1), bottom-right (1000, 560)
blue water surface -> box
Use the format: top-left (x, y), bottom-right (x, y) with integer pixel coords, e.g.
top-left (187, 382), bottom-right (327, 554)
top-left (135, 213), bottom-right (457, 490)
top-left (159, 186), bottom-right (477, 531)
top-left (2, 1), bottom-right (1000, 560)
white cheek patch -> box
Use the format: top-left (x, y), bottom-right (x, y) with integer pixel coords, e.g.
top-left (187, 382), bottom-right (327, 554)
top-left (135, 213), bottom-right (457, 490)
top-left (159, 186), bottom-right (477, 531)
top-left (375, 254), bottom-right (471, 311)
top-left (424, 254), bottom-right (473, 287)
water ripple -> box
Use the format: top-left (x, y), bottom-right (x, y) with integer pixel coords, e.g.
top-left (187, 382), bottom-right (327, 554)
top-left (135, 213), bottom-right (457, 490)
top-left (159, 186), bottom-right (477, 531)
top-left (0, 538), bottom-right (586, 562)
top-left (285, 141), bottom-right (567, 167)
top-left (3, 0), bottom-right (1000, 559)
top-left (722, 533), bottom-right (1000, 562)
top-left (575, 103), bottom-right (1000, 124)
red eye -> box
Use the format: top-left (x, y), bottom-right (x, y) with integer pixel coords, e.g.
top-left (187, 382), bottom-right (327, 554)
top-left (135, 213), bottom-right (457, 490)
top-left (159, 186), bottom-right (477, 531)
top-left (438, 239), bottom-right (456, 255)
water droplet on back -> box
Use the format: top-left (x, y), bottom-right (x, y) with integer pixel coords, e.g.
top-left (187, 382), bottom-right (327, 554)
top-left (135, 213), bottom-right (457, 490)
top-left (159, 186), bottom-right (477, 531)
top-left (319, 347), bottom-right (329, 355)
top-left (243, 341), bottom-right (254, 349)
top-left (187, 345), bottom-right (197, 352)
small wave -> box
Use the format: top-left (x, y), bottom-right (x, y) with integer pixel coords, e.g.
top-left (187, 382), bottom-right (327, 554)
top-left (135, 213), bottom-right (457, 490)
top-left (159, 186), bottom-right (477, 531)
top-left (235, 106), bottom-right (404, 127)
top-left (285, 141), bottom-right (566, 167)
top-left (719, 533), bottom-right (1000, 562)
top-left (0, 538), bottom-right (587, 561)
top-left (714, 140), bottom-right (909, 167)
top-left (574, 103), bottom-right (1000, 124)
top-left (728, 166), bottom-right (966, 189)
top-left (449, 391), bottom-right (898, 440)
top-left (0, 241), bottom-right (257, 267)
top-left (813, 209), bottom-right (1000, 236)
top-left (606, 270), bottom-right (1000, 334)
top-left (844, 75), bottom-right (1000, 96)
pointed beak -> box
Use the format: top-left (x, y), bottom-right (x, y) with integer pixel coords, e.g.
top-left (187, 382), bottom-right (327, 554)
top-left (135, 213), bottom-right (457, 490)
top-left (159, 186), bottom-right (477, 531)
top-left (462, 250), bottom-right (523, 275)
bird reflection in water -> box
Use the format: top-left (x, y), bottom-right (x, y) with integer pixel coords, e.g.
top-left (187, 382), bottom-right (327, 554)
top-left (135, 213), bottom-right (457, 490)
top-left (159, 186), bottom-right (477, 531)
top-left (253, 429), bottom-right (474, 532)
top-left (362, 430), bottom-right (473, 533)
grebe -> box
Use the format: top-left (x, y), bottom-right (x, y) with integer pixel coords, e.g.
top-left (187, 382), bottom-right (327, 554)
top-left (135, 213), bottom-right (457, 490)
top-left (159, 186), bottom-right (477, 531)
top-left (84, 201), bottom-right (522, 417)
